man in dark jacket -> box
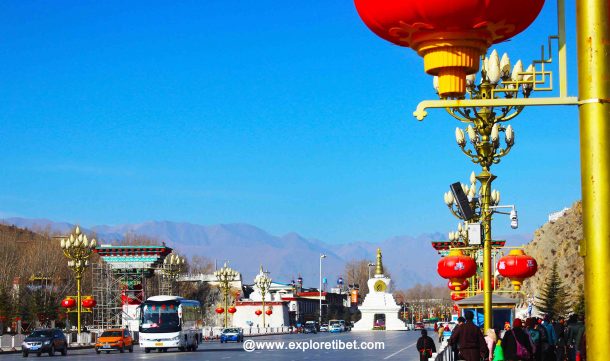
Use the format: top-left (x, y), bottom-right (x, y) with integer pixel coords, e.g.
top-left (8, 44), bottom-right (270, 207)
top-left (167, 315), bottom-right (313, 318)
top-left (452, 317), bottom-right (465, 361)
top-left (449, 311), bottom-right (488, 361)
top-left (502, 318), bottom-right (534, 361)
top-left (416, 329), bottom-right (436, 361)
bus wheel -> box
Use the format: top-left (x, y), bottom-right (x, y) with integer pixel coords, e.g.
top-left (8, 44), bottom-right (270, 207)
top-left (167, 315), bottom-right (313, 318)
top-left (144, 348), bottom-right (150, 353)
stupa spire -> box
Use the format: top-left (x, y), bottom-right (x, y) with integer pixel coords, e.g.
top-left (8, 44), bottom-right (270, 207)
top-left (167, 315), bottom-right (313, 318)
top-left (375, 248), bottom-right (384, 276)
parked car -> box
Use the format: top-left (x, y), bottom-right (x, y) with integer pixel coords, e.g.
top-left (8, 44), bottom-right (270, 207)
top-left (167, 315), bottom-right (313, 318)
top-left (95, 328), bottom-right (134, 354)
top-left (304, 320), bottom-right (319, 330)
top-left (414, 322), bottom-right (425, 330)
top-left (319, 324), bottom-right (329, 332)
top-left (303, 324), bottom-right (317, 334)
top-left (220, 328), bottom-right (244, 343)
top-left (22, 329), bottom-right (68, 357)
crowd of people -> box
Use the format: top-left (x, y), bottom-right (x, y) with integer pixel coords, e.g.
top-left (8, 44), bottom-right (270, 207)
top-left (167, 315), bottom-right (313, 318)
top-left (417, 311), bottom-right (586, 361)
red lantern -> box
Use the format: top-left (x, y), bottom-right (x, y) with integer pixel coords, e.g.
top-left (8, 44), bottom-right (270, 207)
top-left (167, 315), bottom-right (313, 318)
top-left (497, 249), bottom-right (537, 291)
top-left (354, 0), bottom-right (545, 97)
top-left (228, 306), bottom-right (237, 314)
top-left (265, 309), bottom-right (273, 316)
top-left (61, 297), bottom-right (76, 309)
top-left (81, 297), bottom-right (96, 308)
top-left (437, 250), bottom-right (477, 290)
top-left (447, 279), bottom-right (469, 291)
top-left (451, 292), bottom-right (466, 301)
top-left (255, 309), bottom-right (262, 316)
top-left (215, 307), bottom-right (224, 314)
top-left (478, 277), bottom-right (498, 291)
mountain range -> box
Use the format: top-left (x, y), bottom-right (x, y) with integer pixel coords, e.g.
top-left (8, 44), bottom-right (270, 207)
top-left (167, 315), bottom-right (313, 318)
top-left (1, 217), bottom-right (531, 290)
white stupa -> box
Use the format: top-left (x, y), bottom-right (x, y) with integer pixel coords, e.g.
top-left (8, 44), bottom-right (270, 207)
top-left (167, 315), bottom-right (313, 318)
top-left (352, 248), bottom-right (407, 331)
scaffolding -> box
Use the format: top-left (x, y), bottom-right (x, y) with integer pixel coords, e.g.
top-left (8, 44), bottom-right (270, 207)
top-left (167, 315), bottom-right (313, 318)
top-left (91, 263), bottom-right (158, 332)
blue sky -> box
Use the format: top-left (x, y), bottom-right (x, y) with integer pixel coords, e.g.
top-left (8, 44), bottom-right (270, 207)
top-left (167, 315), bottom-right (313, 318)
top-left (0, 1), bottom-right (581, 244)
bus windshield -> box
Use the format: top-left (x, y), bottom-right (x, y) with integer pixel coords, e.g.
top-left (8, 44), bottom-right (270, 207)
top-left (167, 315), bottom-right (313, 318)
top-left (140, 301), bottom-right (181, 333)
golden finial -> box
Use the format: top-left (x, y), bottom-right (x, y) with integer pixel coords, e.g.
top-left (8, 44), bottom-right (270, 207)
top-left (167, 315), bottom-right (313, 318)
top-left (375, 248), bottom-right (384, 276)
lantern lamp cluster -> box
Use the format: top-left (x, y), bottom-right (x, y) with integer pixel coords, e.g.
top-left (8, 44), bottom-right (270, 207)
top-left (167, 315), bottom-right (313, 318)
top-left (254, 266), bottom-right (273, 327)
top-left (59, 226), bottom-right (97, 333)
top-left (214, 263), bottom-right (240, 328)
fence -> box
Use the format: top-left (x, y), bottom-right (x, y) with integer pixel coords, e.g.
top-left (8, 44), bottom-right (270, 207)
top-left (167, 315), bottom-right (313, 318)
top-left (430, 341), bottom-right (455, 361)
top-left (201, 326), bottom-right (291, 340)
top-left (0, 332), bottom-right (97, 352)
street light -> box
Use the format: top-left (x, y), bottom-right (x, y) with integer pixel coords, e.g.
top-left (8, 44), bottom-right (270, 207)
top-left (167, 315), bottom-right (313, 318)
top-left (254, 266), bottom-right (272, 329)
top-left (213, 263), bottom-right (239, 328)
top-left (163, 253), bottom-right (185, 294)
top-left (59, 226), bottom-right (96, 333)
top-left (319, 254), bottom-right (326, 326)
top-left (367, 262), bottom-right (374, 280)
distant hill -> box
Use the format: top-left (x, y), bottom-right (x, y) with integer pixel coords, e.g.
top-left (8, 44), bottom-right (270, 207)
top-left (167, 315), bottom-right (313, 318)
top-left (522, 201), bottom-right (584, 306)
top-left (1, 216), bottom-right (534, 290)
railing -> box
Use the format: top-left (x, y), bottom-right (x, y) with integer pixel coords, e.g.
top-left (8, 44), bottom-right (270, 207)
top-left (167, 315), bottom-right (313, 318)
top-left (201, 326), bottom-right (291, 340)
top-left (0, 332), bottom-right (96, 352)
top-left (430, 341), bottom-right (456, 361)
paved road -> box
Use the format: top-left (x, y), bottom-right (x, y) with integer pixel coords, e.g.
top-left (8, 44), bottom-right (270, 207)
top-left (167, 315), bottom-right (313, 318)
top-left (2, 331), bottom-right (439, 361)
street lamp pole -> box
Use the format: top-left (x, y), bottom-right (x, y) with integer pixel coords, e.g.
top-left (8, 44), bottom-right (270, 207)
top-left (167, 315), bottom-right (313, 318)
top-left (214, 263), bottom-right (239, 328)
top-left (319, 254), bottom-right (326, 326)
top-left (367, 262), bottom-right (374, 280)
top-left (254, 266), bottom-right (272, 329)
top-left (59, 226), bottom-right (96, 333)
top-left (163, 253), bottom-right (185, 295)
top-left (576, 0), bottom-right (610, 358)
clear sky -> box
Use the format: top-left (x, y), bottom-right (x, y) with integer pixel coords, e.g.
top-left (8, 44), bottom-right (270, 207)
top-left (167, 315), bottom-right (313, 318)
top-left (0, 1), bottom-right (581, 244)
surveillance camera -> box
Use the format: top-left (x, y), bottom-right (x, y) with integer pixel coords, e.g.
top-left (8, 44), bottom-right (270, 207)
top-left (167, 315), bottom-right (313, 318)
top-left (510, 209), bottom-right (518, 229)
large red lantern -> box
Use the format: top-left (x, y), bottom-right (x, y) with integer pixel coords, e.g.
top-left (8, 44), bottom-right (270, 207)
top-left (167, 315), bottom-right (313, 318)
top-left (81, 297), bottom-right (96, 308)
top-left (354, 0), bottom-right (545, 97)
top-left (61, 297), bottom-right (76, 309)
top-left (265, 309), bottom-right (273, 316)
top-left (437, 250), bottom-right (477, 290)
top-left (215, 307), bottom-right (224, 314)
top-left (228, 306), bottom-right (237, 314)
top-left (497, 249), bottom-right (537, 290)
top-left (255, 309), bottom-right (262, 316)
top-left (451, 292), bottom-right (466, 301)
top-left (447, 279), bottom-right (469, 291)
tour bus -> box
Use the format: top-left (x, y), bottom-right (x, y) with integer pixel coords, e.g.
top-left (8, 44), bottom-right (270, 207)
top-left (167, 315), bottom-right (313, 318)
top-left (138, 296), bottom-right (202, 353)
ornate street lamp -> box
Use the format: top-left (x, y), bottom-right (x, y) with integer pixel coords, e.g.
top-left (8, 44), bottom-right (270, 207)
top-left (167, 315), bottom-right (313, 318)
top-left (59, 226), bottom-right (97, 333)
top-left (253, 266), bottom-right (272, 329)
top-left (213, 263), bottom-right (239, 328)
top-left (162, 253), bottom-right (185, 294)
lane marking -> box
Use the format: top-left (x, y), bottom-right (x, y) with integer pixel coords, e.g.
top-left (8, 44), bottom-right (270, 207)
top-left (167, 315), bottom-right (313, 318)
top-left (383, 341), bottom-right (417, 360)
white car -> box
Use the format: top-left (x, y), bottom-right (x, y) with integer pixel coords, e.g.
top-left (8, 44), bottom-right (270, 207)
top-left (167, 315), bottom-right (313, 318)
top-left (319, 324), bottom-right (329, 332)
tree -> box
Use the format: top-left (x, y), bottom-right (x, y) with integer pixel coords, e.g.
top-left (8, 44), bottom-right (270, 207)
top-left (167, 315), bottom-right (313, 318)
top-left (571, 285), bottom-right (585, 318)
top-left (537, 261), bottom-right (569, 319)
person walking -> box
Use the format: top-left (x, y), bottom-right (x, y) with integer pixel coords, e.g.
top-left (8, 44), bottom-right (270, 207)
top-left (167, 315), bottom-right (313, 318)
top-left (449, 311), bottom-right (489, 361)
top-left (541, 315), bottom-right (557, 361)
top-left (484, 329), bottom-right (497, 361)
top-left (501, 319), bottom-right (534, 361)
top-left (554, 319), bottom-right (567, 361)
top-left (525, 318), bottom-right (542, 361)
top-left (416, 329), bottom-right (436, 361)
top-left (452, 317), bottom-right (465, 361)
top-left (438, 323), bottom-right (446, 343)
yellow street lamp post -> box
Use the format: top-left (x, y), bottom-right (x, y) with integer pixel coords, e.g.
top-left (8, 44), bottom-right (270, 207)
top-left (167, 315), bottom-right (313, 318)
top-left (576, 0), bottom-right (610, 357)
top-left (162, 253), bottom-right (185, 295)
top-left (213, 263), bottom-right (239, 328)
top-left (254, 266), bottom-right (272, 329)
top-left (59, 226), bottom-right (96, 333)
top-left (435, 52), bottom-right (524, 330)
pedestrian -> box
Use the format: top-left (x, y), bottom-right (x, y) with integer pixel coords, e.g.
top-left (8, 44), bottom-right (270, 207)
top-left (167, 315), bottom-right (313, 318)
top-left (541, 315), bottom-right (557, 361)
top-left (449, 311), bottom-right (489, 361)
top-left (416, 329), bottom-right (436, 361)
top-left (484, 328), bottom-right (497, 361)
top-left (501, 318), bottom-right (534, 361)
top-left (554, 319), bottom-right (567, 361)
top-left (452, 317), bottom-right (466, 361)
top-left (565, 315), bottom-right (584, 361)
top-left (525, 318), bottom-right (542, 361)
top-left (438, 323), bottom-right (446, 343)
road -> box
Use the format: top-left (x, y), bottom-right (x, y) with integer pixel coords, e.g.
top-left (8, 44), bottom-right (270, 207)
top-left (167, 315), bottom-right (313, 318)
top-left (2, 331), bottom-right (439, 361)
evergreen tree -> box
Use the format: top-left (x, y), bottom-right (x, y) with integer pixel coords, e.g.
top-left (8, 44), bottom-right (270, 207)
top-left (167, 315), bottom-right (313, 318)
top-left (537, 261), bottom-right (569, 319)
top-left (572, 285), bottom-right (585, 317)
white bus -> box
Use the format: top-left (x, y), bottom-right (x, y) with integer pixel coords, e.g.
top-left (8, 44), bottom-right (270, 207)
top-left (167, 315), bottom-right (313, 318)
top-left (138, 296), bottom-right (202, 353)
